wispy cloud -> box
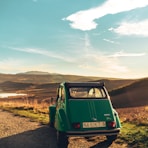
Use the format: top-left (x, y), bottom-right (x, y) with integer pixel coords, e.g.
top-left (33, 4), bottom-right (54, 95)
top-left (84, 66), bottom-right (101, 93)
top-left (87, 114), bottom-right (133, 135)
top-left (66, 38), bottom-right (130, 75)
top-left (103, 38), bottom-right (119, 44)
top-left (63, 0), bottom-right (148, 31)
top-left (0, 58), bottom-right (54, 74)
top-left (84, 33), bottom-right (91, 48)
top-left (76, 48), bottom-right (148, 78)
top-left (32, 0), bottom-right (38, 2)
top-left (107, 51), bottom-right (146, 57)
top-left (79, 62), bottom-right (129, 74)
top-left (77, 50), bottom-right (129, 76)
top-left (9, 47), bottom-right (73, 62)
top-left (0, 58), bottom-right (24, 73)
top-left (110, 20), bottom-right (148, 36)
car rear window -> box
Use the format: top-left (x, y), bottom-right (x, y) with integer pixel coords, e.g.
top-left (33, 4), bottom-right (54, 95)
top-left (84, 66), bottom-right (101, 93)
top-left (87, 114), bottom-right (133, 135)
top-left (69, 87), bottom-right (106, 99)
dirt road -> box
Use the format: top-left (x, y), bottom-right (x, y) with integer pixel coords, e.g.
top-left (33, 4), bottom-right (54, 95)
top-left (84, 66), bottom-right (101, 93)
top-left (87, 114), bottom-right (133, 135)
top-left (0, 110), bottom-right (127, 148)
top-left (0, 110), bottom-right (57, 148)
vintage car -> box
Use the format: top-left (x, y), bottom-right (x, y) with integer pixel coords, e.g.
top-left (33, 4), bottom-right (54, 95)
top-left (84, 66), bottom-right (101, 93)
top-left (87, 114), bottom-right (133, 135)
top-left (49, 82), bottom-right (121, 147)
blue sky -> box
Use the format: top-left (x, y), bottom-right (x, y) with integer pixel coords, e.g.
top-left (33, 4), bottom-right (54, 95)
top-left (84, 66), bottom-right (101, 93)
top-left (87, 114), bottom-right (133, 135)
top-left (0, 0), bottom-right (148, 78)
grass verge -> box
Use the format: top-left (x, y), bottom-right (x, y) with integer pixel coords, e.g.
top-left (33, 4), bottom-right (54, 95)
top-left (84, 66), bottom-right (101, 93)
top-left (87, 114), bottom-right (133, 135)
top-left (0, 106), bottom-right (49, 125)
top-left (116, 122), bottom-right (148, 148)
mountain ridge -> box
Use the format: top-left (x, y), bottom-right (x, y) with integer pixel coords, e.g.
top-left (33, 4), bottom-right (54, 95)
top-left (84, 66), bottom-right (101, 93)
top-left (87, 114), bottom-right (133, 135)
top-left (0, 71), bottom-right (115, 84)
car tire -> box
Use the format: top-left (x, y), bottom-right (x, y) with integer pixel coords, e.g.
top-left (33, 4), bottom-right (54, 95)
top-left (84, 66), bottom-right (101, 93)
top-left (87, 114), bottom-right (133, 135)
top-left (49, 122), bottom-right (54, 128)
top-left (106, 135), bottom-right (117, 143)
top-left (57, 131), bottom-right (68, 148)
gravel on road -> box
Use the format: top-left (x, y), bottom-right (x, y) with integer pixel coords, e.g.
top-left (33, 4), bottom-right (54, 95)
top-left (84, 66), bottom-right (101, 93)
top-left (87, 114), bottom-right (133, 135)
top-left (0, 110), bottom-right (57, 148)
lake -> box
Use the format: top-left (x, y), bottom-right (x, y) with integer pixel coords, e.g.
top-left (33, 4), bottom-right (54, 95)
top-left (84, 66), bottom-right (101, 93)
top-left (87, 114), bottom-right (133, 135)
top-left (0, 93), bottom-right (27, 98)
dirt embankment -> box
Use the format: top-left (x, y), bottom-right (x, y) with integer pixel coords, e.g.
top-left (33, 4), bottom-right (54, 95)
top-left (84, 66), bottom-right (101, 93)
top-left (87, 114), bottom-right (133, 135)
top-left (0, 110), bottom-right (127, 148)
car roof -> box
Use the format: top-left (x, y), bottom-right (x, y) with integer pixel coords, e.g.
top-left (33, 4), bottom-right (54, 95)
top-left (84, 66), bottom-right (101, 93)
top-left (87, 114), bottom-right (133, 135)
top-left (62, 82), bottom-right (105, 87)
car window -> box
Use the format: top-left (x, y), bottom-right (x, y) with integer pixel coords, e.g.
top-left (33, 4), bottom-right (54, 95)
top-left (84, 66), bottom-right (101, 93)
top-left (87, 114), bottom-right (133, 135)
top-left (61, 87), bottom-right (65, 101)
top-left (69, 87), bottom-right (106, 99)
top-left (58, 87), bottom-right (65, 101)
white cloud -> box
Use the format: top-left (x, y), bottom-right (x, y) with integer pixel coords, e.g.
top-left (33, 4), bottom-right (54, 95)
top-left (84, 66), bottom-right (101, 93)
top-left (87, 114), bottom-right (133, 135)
top-left (107, 51), bottom-right (146, 57)
top-left (110, 20), bottom-right (148, 36)
top-left (64, 0), bottom-right (148, 31)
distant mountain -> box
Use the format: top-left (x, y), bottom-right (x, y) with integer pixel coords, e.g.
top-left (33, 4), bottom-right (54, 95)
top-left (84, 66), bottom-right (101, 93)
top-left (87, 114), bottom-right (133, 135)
top-left (0, 71), bottom-right (136, 90)
top-left (0, 71), bottom-right (108, 84)
top-left (18, 71), bottom-right (51, 75)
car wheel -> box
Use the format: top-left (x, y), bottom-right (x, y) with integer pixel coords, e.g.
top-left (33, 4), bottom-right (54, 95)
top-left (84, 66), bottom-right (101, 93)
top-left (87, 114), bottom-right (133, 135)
top-left (106, 135), bottom-right (117, 143)
top-left (57, 131), bottom-right (68, 148)
top-left (49, 122), bottom-right (54, 128)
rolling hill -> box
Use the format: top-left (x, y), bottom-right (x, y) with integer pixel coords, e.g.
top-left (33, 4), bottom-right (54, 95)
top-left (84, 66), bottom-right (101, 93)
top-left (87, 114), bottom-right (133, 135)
top-left (0, 71), bottom-right (147, 108)
top-left (0, 71), bottom-right (135, 91)
top-left (0, 72), bottom-right (104, 84)
top-left (0, 81), bottom-right (33, 91)
top-left (110, 78), bottom-right (148, 108)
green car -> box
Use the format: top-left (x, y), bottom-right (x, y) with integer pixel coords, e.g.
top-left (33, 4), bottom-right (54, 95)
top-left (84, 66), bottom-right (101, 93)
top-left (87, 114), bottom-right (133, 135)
top-left (49, 82), bottom-right (121, 147)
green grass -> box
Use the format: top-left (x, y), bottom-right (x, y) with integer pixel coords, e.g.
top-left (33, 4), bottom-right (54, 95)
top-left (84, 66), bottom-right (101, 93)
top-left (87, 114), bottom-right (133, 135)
top-left (0, 106), bottom-right (49, 125)
top-left (117, 122), bottom-right (148, 148)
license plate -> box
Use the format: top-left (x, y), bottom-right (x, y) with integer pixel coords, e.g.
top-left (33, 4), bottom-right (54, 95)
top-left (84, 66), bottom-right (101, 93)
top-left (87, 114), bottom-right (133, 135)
top-left (83, 122), bottom-right (106, 128)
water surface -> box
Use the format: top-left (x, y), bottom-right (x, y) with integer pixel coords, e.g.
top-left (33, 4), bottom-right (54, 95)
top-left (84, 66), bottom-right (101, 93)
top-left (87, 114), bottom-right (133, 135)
top-left (0, 93), bottom-right (27, 98)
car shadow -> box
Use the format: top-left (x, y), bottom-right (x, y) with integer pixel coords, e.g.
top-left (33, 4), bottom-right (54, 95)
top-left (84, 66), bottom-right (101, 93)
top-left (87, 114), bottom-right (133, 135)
top-left (91, 140), bottom-right (113, 148)
top-left (0, 125), bottom-right (114, 148)
top-left (0, 125), bottom-right (58, 148)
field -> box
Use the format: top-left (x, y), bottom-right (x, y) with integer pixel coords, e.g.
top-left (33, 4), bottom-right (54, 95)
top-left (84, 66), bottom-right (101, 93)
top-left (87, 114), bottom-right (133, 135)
top-left (0, 73), bottom-right (148, 147)
top-left (0, 95), bottom-right (147, 147)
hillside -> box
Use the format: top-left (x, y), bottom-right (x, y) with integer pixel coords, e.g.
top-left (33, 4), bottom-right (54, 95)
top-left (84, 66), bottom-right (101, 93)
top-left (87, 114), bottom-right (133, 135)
top-left (0, 72), bottom-right (135, 93)
top-left (0, 72), bottom-right (147, 108)
top-left (18, 71), bottom-right (51, 75)
top-left (92, 79), bottom-right (135, 91)
top-left (110, 78), bottom-right (148, 108)
top-left (0, 73), bottom-right (103, 84)
top-left (0, 81), bottom-right (33, 91)
top-left (0, 71), bottom-right (135, 86)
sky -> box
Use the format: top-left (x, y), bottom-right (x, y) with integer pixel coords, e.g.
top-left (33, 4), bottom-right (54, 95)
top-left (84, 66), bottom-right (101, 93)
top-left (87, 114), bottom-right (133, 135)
top-left (0, 0), bottom-right (148, 78)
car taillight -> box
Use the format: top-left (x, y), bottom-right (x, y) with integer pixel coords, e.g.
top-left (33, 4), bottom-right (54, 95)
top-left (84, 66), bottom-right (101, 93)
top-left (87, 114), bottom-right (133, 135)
top-left (107, 121), bottom-right (116, 128)
top-left (72, 122), bottom-right (81, 129)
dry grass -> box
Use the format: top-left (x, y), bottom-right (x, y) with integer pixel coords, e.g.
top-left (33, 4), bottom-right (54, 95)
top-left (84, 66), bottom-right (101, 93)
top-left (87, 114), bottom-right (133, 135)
top-left (0, 96), bottom-right (148, 147)
top-left (0, 95), bottom-right (54, 114)
top-left (117, 106), bottom-right (148, 125)
top-left (0, 95), bottom-right (147, 124)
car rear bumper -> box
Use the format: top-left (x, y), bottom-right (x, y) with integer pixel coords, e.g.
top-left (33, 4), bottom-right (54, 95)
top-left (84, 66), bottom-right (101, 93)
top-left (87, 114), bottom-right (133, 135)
top-left (66, 128), bottom-right (120, 137)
